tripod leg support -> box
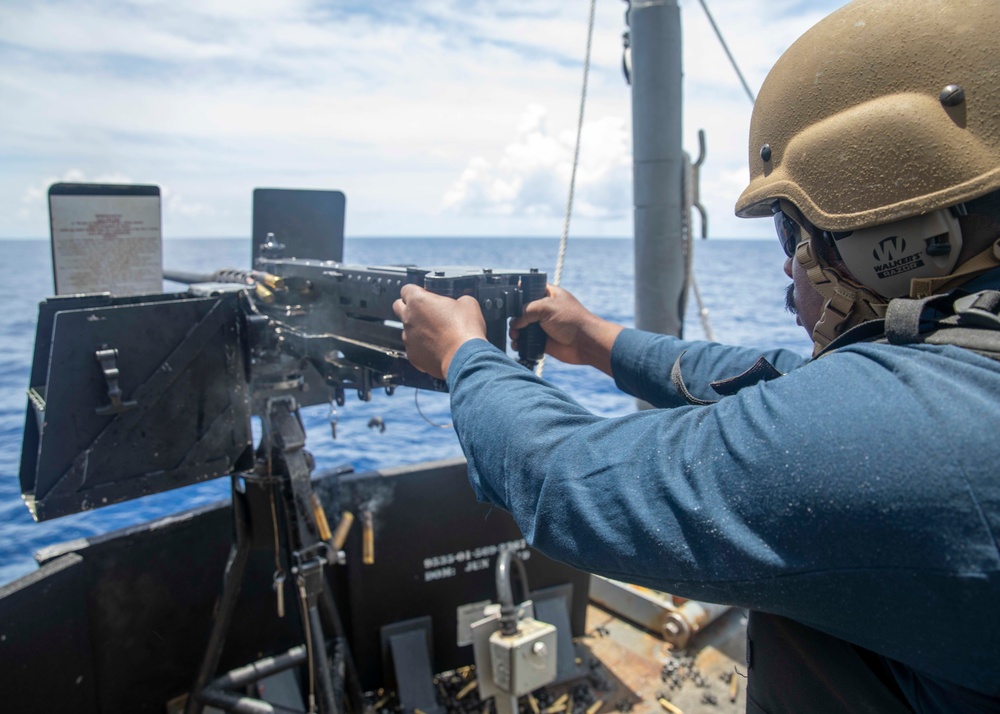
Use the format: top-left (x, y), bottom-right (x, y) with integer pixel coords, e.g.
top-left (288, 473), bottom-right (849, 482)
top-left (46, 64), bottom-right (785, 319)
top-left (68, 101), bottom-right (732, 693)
top-left (186, 397), bottom-right (349, 714)
top-left (184, 481), bottom-right (254, 714)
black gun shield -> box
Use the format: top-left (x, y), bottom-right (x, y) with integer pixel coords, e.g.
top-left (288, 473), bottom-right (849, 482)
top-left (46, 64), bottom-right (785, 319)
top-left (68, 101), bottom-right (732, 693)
top-left (252, 188), bottom-right (346, 263)
top-left (19, 291), bottom-right (254, 521)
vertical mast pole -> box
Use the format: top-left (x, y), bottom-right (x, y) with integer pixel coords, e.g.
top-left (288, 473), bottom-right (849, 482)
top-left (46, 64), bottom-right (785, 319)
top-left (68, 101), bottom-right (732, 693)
top-left (629, 0), bottom-right (685, 338)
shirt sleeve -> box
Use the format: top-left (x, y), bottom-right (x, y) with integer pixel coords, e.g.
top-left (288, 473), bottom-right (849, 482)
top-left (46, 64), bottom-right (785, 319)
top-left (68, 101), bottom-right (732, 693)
top-left (610, 328), bottom-right (807, 407)
top-left (444, 337), bottom-right (1000, 693)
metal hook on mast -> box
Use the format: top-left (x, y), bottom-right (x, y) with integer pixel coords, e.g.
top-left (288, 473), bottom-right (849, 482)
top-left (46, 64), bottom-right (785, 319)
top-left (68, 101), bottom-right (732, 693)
top-left (693, 129), bottom-right (708, 239)
top-left (621, 1), bottom-right (632, 85)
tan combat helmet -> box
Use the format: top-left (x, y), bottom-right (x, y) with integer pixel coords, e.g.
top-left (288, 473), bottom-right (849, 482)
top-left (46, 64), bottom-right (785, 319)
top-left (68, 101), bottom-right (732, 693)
top-left (735, 0), bottom-right (1000, 354)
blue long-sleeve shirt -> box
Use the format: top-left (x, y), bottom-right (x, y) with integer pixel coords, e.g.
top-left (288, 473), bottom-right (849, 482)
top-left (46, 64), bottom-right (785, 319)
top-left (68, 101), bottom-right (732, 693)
top-left (446, 313), bottom-right (1000, 710)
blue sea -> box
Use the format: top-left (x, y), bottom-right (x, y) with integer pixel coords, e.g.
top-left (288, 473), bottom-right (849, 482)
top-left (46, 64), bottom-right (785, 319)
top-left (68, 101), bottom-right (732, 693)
top-left (0, 237), bottom-right (809, 586)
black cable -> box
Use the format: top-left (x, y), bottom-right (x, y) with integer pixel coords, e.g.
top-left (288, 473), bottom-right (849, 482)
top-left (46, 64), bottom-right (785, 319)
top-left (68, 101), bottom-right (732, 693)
top-left (495, 549), bottom-right (530, 636)
top-left (697, 0), bottom-right (757, 104)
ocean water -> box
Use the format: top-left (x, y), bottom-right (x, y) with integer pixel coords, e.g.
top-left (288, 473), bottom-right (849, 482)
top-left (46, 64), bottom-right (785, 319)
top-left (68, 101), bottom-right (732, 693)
top-left (0, 236), bottom-right (809, 585)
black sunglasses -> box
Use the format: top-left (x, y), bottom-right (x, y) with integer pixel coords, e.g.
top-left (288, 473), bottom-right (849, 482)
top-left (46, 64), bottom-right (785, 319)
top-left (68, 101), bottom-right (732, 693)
top-left (772, 207), bottom-right (802, 258)
top-left (772, 201), bottom-right (853, 258)
top-left (771, 200), bottom-right (821, 258)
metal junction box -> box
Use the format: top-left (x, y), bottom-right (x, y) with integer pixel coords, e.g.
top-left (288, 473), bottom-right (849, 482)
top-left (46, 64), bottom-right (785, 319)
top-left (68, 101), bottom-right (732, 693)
top-left (489, 618), bottom-right (558, 696)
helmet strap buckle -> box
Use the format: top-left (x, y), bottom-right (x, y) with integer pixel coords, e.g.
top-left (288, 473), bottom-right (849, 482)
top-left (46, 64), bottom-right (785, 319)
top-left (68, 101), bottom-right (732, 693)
top-left (796, 237), bottom-right (889, 355)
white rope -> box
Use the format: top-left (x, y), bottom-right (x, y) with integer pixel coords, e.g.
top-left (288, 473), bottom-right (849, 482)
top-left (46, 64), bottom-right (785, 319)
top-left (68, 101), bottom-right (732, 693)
top-left (690, 273), bottom-right (716, 342)
top-left (536, 0), bottom-right (597, 378)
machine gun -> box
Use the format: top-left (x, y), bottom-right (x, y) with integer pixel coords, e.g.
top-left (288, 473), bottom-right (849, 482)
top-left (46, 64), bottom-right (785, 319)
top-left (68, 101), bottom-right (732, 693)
top-left (20, 257), bottom-right (547, 523)
top-left (170, 258), bottom-right (548, 405)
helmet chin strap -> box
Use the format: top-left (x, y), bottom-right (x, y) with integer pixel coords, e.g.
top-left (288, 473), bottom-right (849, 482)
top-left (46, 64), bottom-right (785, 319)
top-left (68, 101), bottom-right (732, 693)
top-left (794, 237), bottom-right (888, 356)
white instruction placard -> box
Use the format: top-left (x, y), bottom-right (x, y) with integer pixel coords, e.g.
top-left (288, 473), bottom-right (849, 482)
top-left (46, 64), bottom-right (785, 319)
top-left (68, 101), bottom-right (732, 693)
top-left (50, 193), bottom-right (162, 296)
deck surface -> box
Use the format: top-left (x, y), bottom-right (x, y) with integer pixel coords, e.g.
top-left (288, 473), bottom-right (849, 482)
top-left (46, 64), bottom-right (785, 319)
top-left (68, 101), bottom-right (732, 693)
top-left (577, 604), bottom-right (748, 714)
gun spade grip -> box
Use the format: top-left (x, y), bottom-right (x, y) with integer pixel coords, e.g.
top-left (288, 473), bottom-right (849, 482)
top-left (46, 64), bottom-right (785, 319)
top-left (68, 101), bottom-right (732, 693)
top-left (518, 271), bottom-right (548, 365)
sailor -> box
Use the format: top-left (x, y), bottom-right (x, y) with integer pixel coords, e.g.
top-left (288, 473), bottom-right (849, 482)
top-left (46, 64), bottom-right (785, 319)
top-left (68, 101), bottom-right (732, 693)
top-left (394, 1), bottom-right (1000, 711)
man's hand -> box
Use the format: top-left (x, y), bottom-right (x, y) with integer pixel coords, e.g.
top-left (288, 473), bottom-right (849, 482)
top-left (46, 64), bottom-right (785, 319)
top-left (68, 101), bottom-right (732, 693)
top-left (392, 285), bottom-right (487, 380)
top-left (510, 285), bottom-right (623, 376)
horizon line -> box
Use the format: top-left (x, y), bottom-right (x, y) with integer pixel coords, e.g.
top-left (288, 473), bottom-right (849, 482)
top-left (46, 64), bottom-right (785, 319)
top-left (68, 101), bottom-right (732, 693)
top-left (0, 234), bottom-right (773, 242)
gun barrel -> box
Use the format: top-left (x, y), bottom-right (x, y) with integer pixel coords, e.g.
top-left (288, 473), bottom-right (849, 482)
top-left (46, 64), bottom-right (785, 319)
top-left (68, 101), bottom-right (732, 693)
top-left (163, 269), bottom-right (214, 285)
top-left (164, 268), bottom-right (283, 291)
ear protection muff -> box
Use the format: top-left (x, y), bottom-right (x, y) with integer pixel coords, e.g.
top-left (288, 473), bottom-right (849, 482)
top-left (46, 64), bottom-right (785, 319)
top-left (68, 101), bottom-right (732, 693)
top-left (829, 210), bottom-right (963, 299)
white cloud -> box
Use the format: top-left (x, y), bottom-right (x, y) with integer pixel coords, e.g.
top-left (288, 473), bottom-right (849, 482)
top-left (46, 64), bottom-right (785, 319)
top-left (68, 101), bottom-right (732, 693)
top-left (444, 104), bottom-right (630, 222)
top-left (17, 169), bottom-right (215, 228)
top-left (0, 0), bottom-right (850, 239)
top-left (19, 169), bottom-right (135, 220)
top-left (160, 185), bottom-right (217, 220)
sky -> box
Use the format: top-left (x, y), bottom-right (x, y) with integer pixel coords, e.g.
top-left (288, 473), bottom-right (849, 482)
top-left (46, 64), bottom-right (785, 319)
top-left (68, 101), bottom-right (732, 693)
top-left (0, 0), bottom-right (848, 240)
